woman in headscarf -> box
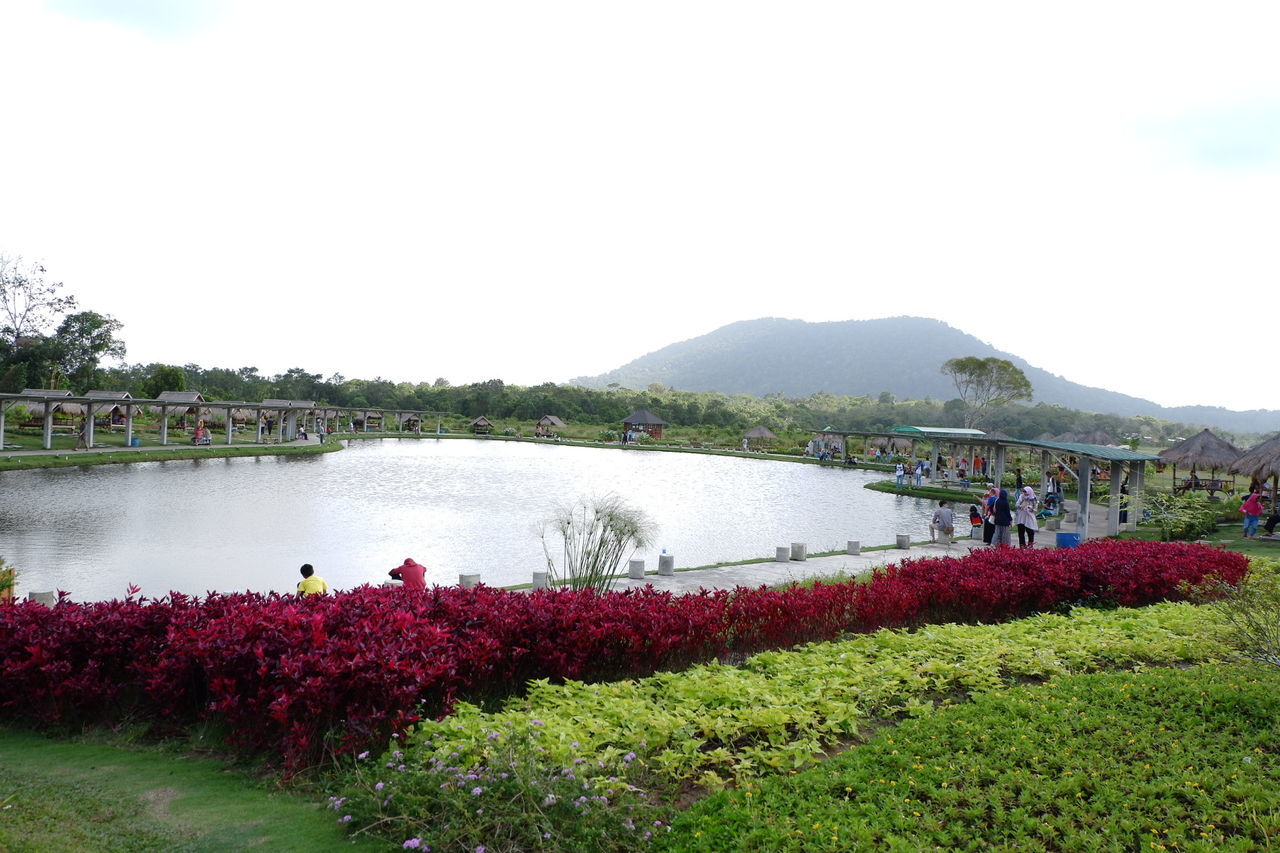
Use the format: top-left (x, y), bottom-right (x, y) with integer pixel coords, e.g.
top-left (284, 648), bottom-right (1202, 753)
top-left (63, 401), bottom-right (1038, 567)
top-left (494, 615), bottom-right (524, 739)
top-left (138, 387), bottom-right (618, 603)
top-left (992, 489), bottom-right (1014, 546)
top-left (1015, 485), bottom-right (1040, 547)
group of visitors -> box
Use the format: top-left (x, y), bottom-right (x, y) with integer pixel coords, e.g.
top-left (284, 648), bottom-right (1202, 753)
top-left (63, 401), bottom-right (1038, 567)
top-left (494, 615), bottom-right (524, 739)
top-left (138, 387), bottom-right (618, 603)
top-left (961, 484), bottom-right (1040, 548)
top-left (294, 556), bottom-right (431, 597)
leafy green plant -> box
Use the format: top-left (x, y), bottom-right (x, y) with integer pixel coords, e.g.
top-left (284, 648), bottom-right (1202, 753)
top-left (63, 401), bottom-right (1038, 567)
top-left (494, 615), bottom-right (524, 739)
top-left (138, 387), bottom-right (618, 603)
top-left (1213, 557), bottom-right (1280, 670)
top-left (539, 494), bottom-right (655, 590)
top-left (660, 664), bottom-right (1280, 852)
top-left (1143, 491), bottom-right (1221, 540)
top-left (337, 725), bottom-right (671, 852)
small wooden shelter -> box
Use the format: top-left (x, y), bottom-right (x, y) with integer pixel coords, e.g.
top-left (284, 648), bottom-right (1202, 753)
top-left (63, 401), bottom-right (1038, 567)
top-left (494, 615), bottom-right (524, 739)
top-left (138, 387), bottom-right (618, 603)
top-left (535, 415), bottom-right (565, 437)
top-left (1160, 429), bottom-right (1241, 495)
top-left (622, 409), bottom-right (667, 439)
top-left (1230, 433), bottom-right (1280, 499)
top-left (743, 425), bottom-right (777, 449)
top-left (471, 416), bottom-right (494, 435)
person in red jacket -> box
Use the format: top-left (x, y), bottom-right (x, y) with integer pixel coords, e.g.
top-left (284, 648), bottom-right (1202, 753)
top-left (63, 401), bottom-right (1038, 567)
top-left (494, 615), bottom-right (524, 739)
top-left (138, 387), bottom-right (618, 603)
top-left (389, 557), bottom-right (428, 590)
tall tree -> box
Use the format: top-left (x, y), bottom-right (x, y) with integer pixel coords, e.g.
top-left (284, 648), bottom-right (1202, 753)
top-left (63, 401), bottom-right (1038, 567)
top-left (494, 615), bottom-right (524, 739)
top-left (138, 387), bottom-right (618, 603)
top-left (0, 255), bottom-right (77, 345)
top-left (941, 356), bottom-right (1033, 429)
top-left (48, 311), bottom-right (126, 391)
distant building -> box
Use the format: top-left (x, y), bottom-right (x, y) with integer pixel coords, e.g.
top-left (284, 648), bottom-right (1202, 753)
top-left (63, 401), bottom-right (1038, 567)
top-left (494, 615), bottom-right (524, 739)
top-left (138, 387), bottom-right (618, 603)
top-left (621, 409), bottom-right (667, 440)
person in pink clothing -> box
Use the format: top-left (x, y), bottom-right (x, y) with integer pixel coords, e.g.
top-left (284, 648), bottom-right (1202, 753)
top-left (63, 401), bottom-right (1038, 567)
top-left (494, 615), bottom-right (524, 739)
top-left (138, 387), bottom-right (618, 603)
top-left (1241, 490), bottom-right (1265, 539)
top-left (389, 557), bottom-right (428, 590)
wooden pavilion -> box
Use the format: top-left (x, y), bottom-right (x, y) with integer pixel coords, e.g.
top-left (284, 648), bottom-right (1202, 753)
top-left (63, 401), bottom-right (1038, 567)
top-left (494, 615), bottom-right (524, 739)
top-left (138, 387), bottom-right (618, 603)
top-left (1231, 433), bottom-right (1280, 502)
top-left (470, 416), bottom-right (494, 435)
top-left (743, 425), bottom-right (777, 449)
top-left (622, 409), bottom-right (667, 439)
top-left (1159, 429), bottom-right (1241, 495)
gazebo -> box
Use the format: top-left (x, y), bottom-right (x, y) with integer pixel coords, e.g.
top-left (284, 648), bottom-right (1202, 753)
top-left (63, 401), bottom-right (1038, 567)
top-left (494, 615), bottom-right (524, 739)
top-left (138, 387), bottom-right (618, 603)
top-left (1159, 429), bottom-right (1241, 495)
top-left (622, 409), bottom-right (667, 439)
top-left (743, 425), bottom-right (777, 449)
top-left (1231, 433), bottom-right (1280, 501)
top-left (471, 416), bottom-right (494, 435)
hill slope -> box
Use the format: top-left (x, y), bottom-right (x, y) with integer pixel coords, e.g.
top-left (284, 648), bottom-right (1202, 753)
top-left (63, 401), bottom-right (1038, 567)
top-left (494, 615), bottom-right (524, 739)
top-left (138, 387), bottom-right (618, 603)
top-left (572, 317), bottom-right (1276, 433)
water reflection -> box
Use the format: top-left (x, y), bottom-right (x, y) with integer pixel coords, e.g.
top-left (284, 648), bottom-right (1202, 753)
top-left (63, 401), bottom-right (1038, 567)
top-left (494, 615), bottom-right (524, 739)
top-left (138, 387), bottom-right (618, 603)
top-left (2, 439), bottom-right (941, 600)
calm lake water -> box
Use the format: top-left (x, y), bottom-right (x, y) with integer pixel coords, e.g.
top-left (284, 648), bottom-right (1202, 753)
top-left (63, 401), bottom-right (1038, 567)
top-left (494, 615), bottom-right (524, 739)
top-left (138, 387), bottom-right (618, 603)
top-left (2, 439), bottom-right (942, 600)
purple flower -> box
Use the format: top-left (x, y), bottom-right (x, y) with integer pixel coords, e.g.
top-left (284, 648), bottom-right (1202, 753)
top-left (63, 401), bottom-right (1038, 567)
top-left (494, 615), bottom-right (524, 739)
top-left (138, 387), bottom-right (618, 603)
top-left (357, 751), bottom-right (370, 760)
top-left (375, 782), bottom-right (385, 792)
top-left (402, 840), bottom-right (423, 850)
top-left (623, 752), bottom-right (636, 763)
top-left (471, 787), bottom-right (484, 796)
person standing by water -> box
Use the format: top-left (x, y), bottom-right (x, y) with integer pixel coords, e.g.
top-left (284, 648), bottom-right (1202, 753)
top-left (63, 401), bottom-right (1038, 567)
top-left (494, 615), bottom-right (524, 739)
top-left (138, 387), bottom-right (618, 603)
top-left (75, 418), bottom-right (90, 451)
top-left (1241, 489), bottom-right (1265, 539)
top-left (992, 489), bottom-right (1014, 546)
top-left (981, 485), bottom-right (999, 544)
top-left (297, 563), bottom-right (329, 596)
top-left (389, 557), bottom-right (427, 590)
top-left (895, 461), bottom-right (905, 487)
top-left (1015, 486), bottom-right (1039, 547)
top-left (930, 500), bottom-right (955, 544)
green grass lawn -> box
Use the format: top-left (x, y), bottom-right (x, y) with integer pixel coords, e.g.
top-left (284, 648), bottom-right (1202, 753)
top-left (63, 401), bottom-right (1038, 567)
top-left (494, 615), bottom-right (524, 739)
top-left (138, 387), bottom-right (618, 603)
top-left (0, 730), bottom-right (395, 852)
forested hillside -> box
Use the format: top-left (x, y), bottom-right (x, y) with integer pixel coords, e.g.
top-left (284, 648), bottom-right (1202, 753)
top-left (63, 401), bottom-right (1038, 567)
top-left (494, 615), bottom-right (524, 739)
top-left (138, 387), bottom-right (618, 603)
top-left (572, 317), bottom-right (1278, 433)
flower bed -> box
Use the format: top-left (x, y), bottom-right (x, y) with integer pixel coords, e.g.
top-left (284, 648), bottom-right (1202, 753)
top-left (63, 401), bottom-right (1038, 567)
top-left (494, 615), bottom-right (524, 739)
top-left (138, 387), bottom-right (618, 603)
top-left (0, 541), bottom-right (1248, 770)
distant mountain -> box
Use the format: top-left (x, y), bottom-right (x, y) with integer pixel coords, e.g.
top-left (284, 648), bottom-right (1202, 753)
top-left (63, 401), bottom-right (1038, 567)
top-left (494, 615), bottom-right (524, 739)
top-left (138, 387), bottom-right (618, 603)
top-left (572, 317), bottom-right (1278, 433)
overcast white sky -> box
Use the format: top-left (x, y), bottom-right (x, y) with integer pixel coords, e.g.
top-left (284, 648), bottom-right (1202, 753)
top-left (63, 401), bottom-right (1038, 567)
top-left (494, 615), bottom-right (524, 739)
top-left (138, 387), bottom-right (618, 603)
top-left (2, 1), bottom-right (1278, 411)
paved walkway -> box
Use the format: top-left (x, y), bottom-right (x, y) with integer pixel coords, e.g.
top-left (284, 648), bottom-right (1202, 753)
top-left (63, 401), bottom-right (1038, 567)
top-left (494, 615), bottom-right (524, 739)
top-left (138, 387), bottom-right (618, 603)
top-left (607, 537), bottom-right (989, 593)
top-left (606, 499), bottom-right (1109, 593)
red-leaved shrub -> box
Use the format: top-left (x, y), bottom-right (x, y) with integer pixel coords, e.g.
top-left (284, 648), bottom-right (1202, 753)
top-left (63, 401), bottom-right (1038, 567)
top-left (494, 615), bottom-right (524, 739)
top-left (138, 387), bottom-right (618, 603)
top-left (0, 540), bottom-right (1247, 770)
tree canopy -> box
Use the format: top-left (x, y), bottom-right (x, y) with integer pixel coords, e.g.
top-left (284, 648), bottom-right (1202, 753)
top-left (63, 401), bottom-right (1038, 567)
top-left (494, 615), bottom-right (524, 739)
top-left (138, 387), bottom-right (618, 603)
top-left (941, 356), bottom-right (1033, 429)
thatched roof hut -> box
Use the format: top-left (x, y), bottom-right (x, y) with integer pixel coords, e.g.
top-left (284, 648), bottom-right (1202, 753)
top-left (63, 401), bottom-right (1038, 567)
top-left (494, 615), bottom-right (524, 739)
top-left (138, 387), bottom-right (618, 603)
top-left (744, 426), bottom-right (777, 440)
top-left (470, 416), bottom-right (494, 435)
top-left (1159, 429), bottom-right (1241, 473)
top-left (1231, 433), bottom-right (1280, 484)
top-left (538, 415), bottom-right (566, 428)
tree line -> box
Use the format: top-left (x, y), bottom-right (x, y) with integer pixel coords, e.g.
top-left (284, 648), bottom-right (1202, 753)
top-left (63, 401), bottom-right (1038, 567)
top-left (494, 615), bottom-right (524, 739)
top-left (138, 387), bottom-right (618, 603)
top-left (0, 252), bottom-right (1227, 444)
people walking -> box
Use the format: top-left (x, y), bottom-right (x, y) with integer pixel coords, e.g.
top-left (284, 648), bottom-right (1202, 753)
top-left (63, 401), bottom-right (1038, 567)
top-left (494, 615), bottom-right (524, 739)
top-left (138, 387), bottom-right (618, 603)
top-left (1241, 489), bottom-right (1265, 539)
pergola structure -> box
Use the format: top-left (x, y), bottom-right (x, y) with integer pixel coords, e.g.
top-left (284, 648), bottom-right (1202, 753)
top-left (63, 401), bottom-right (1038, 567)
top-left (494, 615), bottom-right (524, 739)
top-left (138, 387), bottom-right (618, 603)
top-left (812, 425), bottom-right (1161, 541)
top-left (0, 391), bottom-right (451, 451)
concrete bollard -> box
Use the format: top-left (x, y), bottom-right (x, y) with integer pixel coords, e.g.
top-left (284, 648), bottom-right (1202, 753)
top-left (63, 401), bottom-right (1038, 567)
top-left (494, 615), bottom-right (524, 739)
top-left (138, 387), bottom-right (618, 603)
top-left (896, 534), bottom-right (911, 550)
top-left (1046, 517), bottom-right (1061, 531)
top-left (532, 571), bottom-right (549, 590)
top-left (775, 546), bottom-right (790, 563)
top-left (459, 573), bottom-right (480, 589)
top-left (790, 543), bottom-right (807, 561)
top-left (847, 540), bottom-right (860, 555)
top-left (658, 554), bottom-right (675, 576)
top-left (970, 524), bottom-right (983, 540)
top-left (27, 591), bottom-right (56, 606)
top-left (628, 558), bottom-right (646, 579)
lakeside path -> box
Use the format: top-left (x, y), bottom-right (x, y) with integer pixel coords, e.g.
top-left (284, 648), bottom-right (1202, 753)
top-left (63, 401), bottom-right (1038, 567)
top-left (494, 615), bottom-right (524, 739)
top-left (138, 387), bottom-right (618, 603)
top-left (609, 537), bottom-right (991, 593)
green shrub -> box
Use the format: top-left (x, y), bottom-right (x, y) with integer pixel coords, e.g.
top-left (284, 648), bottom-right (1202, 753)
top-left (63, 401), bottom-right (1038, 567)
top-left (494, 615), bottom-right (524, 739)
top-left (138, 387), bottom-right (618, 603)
top-left (660, 664), bottom-right (1280, 852)
top-left (1214, 557), bottom-right (1280, 670)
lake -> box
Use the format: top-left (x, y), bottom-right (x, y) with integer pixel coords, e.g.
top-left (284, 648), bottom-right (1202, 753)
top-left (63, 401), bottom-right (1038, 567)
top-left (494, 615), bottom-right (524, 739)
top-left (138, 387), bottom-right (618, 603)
top-left (1, 438), bottom-right (943, 600)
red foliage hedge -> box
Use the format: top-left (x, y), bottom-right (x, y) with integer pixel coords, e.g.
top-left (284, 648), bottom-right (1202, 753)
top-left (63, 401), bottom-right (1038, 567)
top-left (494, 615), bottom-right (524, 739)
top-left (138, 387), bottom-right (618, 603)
top-left (0, 540), bottom-right (1247, 771)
